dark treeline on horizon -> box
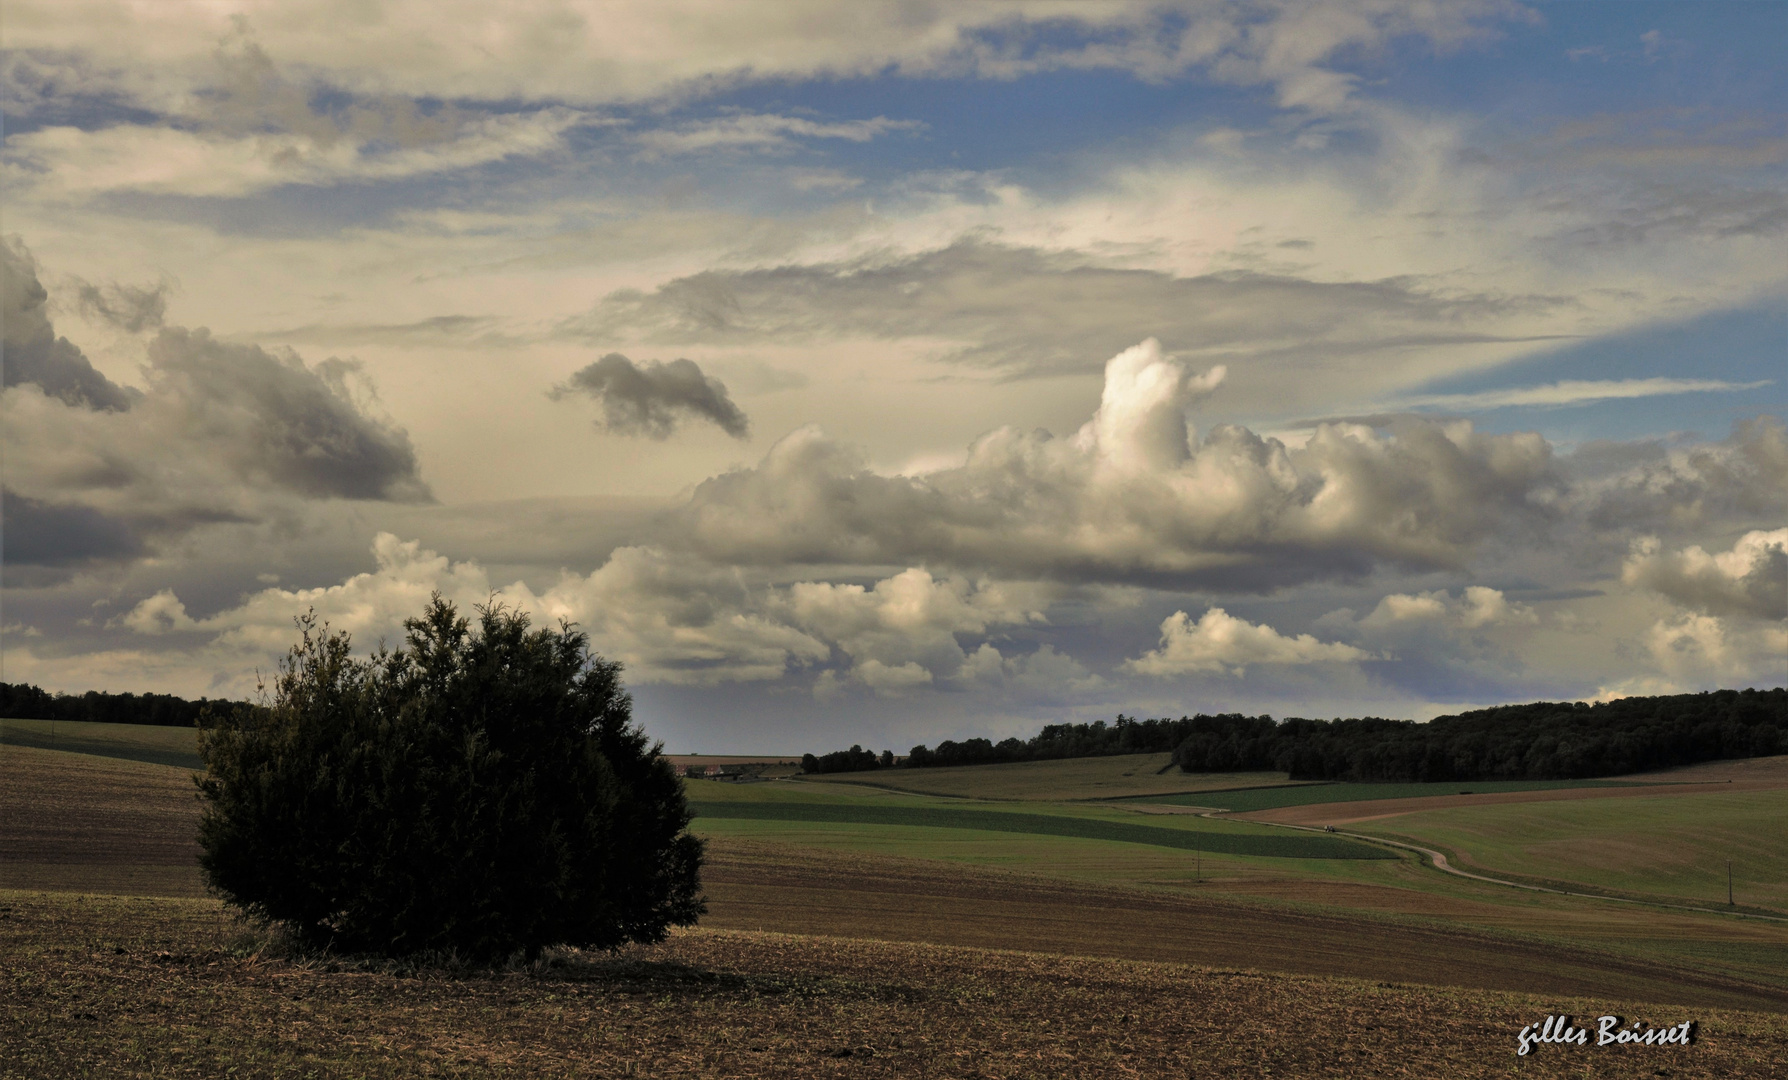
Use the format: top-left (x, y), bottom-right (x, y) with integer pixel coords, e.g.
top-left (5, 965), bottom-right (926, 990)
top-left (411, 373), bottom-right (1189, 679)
top-left (801, 689), bottom-right (1787, 782)
top-left (0, 681), bottom-right (235, 728)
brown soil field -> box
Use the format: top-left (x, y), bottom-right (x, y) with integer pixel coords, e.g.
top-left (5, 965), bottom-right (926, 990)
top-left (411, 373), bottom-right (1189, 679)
top-left (0, 745), bottom-right (206, 897)
top-left (4, 890), bottom-right (1786, 1080)
top-left (701, 840), bottom-right (1788, 1012)
top-left (1627, 755), bottom-right (1788, 784)
top-left (1236, 773), bottom-right (1788, 827)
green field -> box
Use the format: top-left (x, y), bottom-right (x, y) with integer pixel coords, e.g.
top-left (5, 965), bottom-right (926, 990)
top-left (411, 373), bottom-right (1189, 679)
top-left (0, 717), bottom-right (200, 770)
top-left (688, 800), bottom-right (1393, 859)
top-left (802, 752), bottom-right (1308, 801)
top-left (1136, 777), bottom-right (1642, 812)
top-left (1356, 789), bottom-right (1788, 911)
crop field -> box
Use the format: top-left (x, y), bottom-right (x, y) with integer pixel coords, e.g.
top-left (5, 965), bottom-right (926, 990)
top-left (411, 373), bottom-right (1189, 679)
top-left (0, 718), bottom-right (200, 770)
top-left (1348, 789), bottom-right (1788, 912)
top-left (1138, 777), bottom-right (1642, 812)
top-left (7, 891), bottom-right (1787, 1080)
top-left (801, 752), bottom-right (1307, 801)
top-left (688, 800), bottom-right (1391, 859)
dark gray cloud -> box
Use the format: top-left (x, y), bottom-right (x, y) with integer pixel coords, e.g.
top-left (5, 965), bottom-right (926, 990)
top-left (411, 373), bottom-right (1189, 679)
top-left (551, 352), bottom-right (749, 439)
top-left (143, 328), bottom-right (432, 501)
top-left (1, 237), bottom-right (139, 411)
top-left (1, 489), bottom-right (146, 567)
top-left (74, 277), bottom-right (168, 332)
top-left (3, 241), bottom-right (432, 579)
top-left (559, 241), bottom-right (1571, 392)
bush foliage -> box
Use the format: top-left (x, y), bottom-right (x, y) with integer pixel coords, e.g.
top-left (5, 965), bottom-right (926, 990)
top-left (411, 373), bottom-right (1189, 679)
top-left (196, 597), bottom-right (703, 960)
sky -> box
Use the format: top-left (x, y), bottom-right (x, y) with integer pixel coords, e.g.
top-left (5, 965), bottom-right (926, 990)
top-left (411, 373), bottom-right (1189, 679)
top-left (2, 0), bottom-right (1783, 754)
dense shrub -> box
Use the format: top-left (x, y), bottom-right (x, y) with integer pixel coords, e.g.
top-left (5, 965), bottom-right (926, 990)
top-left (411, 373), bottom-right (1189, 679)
top-left (196, 597), bottom-right (703, 961)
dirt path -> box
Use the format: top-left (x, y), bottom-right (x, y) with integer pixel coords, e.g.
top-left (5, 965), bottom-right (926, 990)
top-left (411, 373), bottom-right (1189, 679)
top-left (1234, 816), bottom-right (1788, 925)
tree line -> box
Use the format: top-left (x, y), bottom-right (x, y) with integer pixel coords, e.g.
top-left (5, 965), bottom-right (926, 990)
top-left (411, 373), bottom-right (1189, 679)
top-left (801, 689), bottom-right (1786, 781)
top-left (0, 681), bottom-right (229, 728)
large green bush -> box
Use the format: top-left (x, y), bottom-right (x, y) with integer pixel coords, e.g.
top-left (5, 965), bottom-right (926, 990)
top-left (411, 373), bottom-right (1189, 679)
top-left (196, 596), bottom-right (703, 960)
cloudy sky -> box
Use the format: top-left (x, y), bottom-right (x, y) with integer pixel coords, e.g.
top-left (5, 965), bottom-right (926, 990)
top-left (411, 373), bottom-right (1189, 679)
top-left (4, 1), bottom-right (1783, 753)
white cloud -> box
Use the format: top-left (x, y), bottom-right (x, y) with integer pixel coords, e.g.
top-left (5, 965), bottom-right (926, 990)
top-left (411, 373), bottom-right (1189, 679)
top-left (1358, 585), bottom-right (1538, 631)
top-left (1125, 607), bottom-right (1370, 676)
top-left (1570, 416), bottom-right (1787, 534)
top-left (1397, 377), bottom-right (1773, 413)
top-left (118, 589), bottom-right (197, 635)
top-left (115, 533), bottom-right (1063, 692)
top-left (0, 2), bottom-right (1516, 114)
top-left (6, 108), bottom-right (587, 199)
top-left (1622, 529), bottom-right (1788, 620)
top-left (1643, 613), bottom-right (1788, 684)
top-left (634, 113), bottom-right (921, 158)
top-left (667, 340), bottom-right (1559, 588)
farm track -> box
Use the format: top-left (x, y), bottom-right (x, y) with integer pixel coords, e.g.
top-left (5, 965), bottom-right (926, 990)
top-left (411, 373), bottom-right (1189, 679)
top-left (1242, 817), bottom-right (1788, 925)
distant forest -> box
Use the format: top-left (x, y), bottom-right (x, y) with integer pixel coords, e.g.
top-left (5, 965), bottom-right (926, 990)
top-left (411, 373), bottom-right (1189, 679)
top-left (803, 688), bottom-right (1787, 782)
top-left (0, 682), bottom-right (228, 728)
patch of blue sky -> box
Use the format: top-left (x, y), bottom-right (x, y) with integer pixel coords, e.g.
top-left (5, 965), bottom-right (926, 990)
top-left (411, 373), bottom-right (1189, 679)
top-left (615, 68), bottom-right (1287, 202)
top-left (1399, 303), bottom-right (1786, 446)
top-left (1373, 2), bottom-right (1787, 121)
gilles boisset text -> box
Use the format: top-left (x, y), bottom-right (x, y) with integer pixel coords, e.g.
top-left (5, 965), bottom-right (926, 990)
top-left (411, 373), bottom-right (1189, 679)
top-left (1516, 1015), bottom-right (1695, 1055)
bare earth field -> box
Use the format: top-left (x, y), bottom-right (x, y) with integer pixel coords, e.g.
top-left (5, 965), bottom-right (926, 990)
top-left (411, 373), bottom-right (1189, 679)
top-left (0, 745), bottom-right (205, 898)
top-left (5, 890), bottom-right (1786, 1080)
top-left (700, 840), bottom-right (1788, 1011)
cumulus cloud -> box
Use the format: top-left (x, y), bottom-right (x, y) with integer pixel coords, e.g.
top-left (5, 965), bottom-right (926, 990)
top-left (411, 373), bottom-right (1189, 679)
top-left (2, 241), bottom-right (430, 572)
top-left (1571, 416), bottom-right (1787, 534)
top-left (118, 589), bottom-right (197, 635)
top-left (667, 339), bottom-right (1558, 588)
top-left (550, 352), bottom-right (750, 439)
top-left (1125, 607), bottom-right (1370, 676)
top-left (1, 238), bottom-right (139, 411)
top-left (1642, 613), bottom-right (1788, 685)
top-left (785, 568), bottom-right (1050, 693)
top-left (1356, 586), bottom-right (1538, 631)
top-left (1623, 529), bottom-right (1788, 620)
top-left (114, 533), bottom-right (1066, 693)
